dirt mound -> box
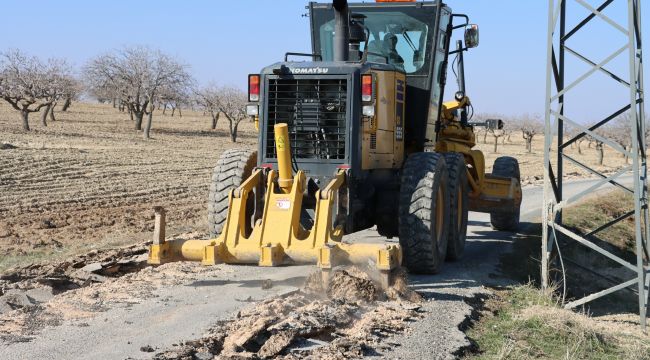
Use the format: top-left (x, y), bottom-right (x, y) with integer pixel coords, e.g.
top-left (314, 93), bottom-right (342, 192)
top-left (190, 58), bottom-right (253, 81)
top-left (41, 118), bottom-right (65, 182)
top-left (153, 267), bottom-right (424, 359)
top-left (326, 269), bottom-right (378, 302)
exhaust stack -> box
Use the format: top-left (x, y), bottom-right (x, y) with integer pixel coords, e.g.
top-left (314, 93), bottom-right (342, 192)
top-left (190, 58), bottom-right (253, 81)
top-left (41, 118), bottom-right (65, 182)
top-left (333, 0), bottom-right (349, 62)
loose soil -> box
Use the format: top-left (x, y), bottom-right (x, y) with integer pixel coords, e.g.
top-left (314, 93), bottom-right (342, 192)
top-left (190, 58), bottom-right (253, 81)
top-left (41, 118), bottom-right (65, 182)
top-left (152, 266), bottom-right (424, 360)
top-left (0, 232), bottom-right (217, 342)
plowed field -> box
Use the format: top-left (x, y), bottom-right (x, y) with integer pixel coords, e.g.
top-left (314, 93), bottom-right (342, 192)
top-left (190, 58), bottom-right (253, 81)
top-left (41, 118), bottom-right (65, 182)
top-left (0, 102), bottom-right (257, 270)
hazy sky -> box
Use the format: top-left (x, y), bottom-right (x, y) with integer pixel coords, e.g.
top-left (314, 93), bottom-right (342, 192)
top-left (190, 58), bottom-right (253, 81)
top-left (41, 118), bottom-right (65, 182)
top-left (0, 0), bottom-right (646, 121)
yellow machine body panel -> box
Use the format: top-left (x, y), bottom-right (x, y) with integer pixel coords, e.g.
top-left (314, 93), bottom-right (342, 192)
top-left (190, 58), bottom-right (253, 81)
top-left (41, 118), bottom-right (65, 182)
top-left (362, 70), bottom-right (406, 170)
top-left (434, 99), bottom-right (521, 212)
top-left (149, 124), bottom-right (402, 283)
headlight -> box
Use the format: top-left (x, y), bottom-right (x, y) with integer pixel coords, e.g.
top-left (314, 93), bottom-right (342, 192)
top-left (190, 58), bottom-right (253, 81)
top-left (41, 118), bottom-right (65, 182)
top-left (246, 104), bottom-right (259, 116)
top-left (362, 105), bottom-right (375, 117)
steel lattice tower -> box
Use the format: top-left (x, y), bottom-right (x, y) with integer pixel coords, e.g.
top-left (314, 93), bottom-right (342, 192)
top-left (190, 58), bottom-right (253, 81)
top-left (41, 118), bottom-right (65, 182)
top-left (543, 0), bottom-right (647, 326)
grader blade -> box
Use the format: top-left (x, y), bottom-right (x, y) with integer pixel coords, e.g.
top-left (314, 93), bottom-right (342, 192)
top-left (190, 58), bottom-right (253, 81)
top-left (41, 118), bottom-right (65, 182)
top-left (148, 124), bottom-right (401, 285)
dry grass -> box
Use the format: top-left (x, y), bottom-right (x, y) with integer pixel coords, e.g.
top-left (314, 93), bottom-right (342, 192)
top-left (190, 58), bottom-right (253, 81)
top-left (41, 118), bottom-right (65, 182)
top-left (563, 190), bottom-right (636, 253)
top-left (0, 101), bottom-right (257, 271)
top-left (466, 285), bottom-right (650, 359)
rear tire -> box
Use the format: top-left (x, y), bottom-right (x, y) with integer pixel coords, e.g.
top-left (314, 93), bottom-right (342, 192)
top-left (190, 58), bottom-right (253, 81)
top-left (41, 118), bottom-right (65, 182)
top-left (443, 153), bottom-right (469, 261)
top-left (490, 156), bottom-right (521, 231)
top-left (208, 149), bottom-right (257, 238)
top-left (399, 152), bottom-right (450, 274)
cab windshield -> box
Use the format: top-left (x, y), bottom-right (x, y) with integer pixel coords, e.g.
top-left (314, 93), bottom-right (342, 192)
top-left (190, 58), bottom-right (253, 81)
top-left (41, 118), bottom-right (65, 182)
top-left (311, 5), bottom-right (438, 75)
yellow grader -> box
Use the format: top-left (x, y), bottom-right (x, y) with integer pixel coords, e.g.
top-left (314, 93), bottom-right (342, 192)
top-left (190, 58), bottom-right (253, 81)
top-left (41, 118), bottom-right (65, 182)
top-left (148, 0), bottom-right (522, 285)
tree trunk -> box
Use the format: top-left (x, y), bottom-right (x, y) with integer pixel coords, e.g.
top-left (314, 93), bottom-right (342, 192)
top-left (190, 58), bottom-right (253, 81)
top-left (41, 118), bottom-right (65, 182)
top-left (482, 130), bottom-right (488, 144)
top-left (171, 107), bottom-right (176, 117)
top-left (162, 105), bottom-right (167, 115)
top-left (21, 109), bottom-right (30, 131)
top-left (134, 111), bottom-right (144, 130)
top-left (229, 121), bottom-right (238, 142)
top-left (112, 98), bottom-right (117, 108)
top-left (596, 143), bottom-right (604, 165)
top-left (577, 142), bottom-right (582, 155)
top-left (143, 111), bottom-right (153, 139)
top-left (61, 97), bottom-right (72, 112)
top-left (49, 102), bottom-right (57, 122)
top-left (493, 136), bottom-right (498, 153)
top-left (129, 108), bottom-right (134, 121)
top-left (211, 112), bottom-right (219, 129)
top-left (526, 138), bottom-right (533, 153)
top-left (41, 104), bottom-right (50, 127)
top-left (178, 107), bottom-right (182, 118)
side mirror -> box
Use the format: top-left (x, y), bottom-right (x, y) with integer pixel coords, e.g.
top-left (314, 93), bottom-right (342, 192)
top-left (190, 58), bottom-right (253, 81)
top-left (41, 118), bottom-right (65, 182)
top-left (486, 118), bottom-right (503, 130)
top-left (464, 24), bottom-right (479, 49)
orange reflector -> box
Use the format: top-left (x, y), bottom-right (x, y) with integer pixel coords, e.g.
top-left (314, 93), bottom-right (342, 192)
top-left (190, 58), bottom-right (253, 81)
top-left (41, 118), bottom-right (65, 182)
top-left (361, 74), bottom-right (373, 102)
top-left (248, 74), bottom-right (260, 102)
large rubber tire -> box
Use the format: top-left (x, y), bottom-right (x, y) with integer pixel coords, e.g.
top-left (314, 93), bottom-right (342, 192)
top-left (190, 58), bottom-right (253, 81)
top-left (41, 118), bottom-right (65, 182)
top-left (208, 149), bottom-right (257, 238)
top-left (490, 156), bottom-right (521, 231)
top-left (398, 152), bottom-right (450, 274)
top-left (443, 153), bottom-right (469, 261)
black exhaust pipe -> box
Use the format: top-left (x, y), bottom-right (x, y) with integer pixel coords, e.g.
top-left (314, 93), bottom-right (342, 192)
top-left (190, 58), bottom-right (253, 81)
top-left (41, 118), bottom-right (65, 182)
top-left (333, 0), bottom-right (349, 62)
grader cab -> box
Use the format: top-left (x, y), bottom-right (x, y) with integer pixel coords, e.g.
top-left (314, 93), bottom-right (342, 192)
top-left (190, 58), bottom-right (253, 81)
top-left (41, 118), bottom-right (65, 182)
top-left (148, 0), bottom-right (522, 282)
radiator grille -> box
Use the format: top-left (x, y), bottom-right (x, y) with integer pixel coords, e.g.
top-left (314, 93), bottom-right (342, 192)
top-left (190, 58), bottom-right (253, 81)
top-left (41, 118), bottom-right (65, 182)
top-left (266, 78), bottom-right (347, 160)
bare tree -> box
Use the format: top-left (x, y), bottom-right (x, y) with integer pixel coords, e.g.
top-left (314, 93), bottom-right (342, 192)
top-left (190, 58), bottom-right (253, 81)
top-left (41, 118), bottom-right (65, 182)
top-left (609, 114), bottom-right (638, 163)
top-left (576, 136), bottom-right (587, 155)
top-left (195, 84), bottom-right (221, 129)
top-left (489, 129), bottom-right (506, 153)
top-left (60, 77), bottom-right (82, 112)
top-left (595, 138), bottom-right (605, 165)
top-left (519, 114), bottom-right (543, 153)
top-left (40, 61), bottom-right (76, 125)
top-left (159, 85), bottom-right (190, 117)
top-left (0, 50), bottom-right (71, 131)
top-left (84, 46), bottom-right (192, 139)
top-left (214, 86), bottom-right (248, 142)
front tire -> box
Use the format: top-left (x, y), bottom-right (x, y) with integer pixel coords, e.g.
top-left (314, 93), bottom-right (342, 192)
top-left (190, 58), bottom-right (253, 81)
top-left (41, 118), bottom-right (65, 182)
top-left (490, 156), bottom-right (521, 231)
top-left (207, 149), bottom-right (257, 238)
top-left (399, 152), bottom-right (450, 274)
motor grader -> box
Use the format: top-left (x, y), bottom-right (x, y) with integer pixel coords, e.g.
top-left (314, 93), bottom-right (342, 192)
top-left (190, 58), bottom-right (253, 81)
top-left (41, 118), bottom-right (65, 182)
top-left (148, 0), bottom-right (522, 284)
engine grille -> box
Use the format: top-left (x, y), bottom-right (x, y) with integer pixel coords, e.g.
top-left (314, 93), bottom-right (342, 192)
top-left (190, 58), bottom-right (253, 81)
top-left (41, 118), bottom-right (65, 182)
top-left (266, 78), bottom-right (347, 160)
